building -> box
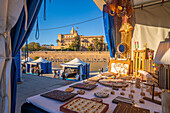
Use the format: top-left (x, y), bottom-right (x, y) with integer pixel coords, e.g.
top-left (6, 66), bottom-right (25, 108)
top-left (55, 27), bottom-right (106, 50)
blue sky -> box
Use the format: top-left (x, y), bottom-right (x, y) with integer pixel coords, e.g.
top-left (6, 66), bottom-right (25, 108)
top-left (28, 0), bottom-right (105, 46)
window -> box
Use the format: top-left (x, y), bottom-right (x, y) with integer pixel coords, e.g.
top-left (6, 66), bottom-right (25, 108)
top-left (87, 44), bottom-right (88, 46)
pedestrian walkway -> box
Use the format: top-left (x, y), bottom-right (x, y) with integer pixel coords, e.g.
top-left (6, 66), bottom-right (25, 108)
top-left (16, 74), bottom-right (75, 113)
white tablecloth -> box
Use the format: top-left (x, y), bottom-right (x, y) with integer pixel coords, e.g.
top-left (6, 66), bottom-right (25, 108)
top-left (27, 81), bottom-right (162, 113)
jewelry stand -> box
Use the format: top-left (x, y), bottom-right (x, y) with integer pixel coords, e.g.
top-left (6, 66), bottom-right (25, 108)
top-left (143, 83), bottom-right (161, 105)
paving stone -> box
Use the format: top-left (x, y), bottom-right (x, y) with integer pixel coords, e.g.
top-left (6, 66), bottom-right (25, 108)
top-left (15, 74), bottom-right (75, 113)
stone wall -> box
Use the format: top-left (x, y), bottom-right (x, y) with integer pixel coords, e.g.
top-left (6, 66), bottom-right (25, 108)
top-left (22, 51), bottom-right (110, 63)
top-left (22, 51), bottom-right (110, 71)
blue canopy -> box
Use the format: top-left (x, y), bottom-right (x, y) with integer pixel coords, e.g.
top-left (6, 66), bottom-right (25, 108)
top-left (103, 4), bottom-right (116, 57)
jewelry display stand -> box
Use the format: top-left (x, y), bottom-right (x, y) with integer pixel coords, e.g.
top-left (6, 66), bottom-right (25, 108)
top-left (143, 83), bottom-right (161, 105)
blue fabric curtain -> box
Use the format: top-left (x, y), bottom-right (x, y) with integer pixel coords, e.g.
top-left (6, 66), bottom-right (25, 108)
top-left (15, 51), bottom-right (21, 82)
top-left (48, 62), bottom-right (52, 73)
top-left (103, 5), bottom-right (116, 57)
top-left (40, 63), bottom-right (47, 74)
top-left (10, 0), bottom-right (42, 113)
top-left (87, 64), bottom-right (90, 78)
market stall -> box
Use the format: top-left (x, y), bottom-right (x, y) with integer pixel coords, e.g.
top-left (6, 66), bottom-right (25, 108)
top-left (21, 57), bottom-right (33, 63)
top-left (60, 58), bottom-right (90, 80)
top-left (26, 73), bottom-right (162, 113)
top-left (21, 57), bottom-right (34, 73)
top-left (28, 57), bottom-right (52, 74)
top-left (23, 0), bottom-right (170, 112)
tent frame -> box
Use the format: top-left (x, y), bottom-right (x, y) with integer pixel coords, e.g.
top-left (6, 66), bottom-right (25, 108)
top-left (134, 0), bottom-right (170, 9)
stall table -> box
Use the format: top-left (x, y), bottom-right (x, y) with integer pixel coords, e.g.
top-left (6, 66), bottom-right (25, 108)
top-left (26, 78), bottom-right (162, 113)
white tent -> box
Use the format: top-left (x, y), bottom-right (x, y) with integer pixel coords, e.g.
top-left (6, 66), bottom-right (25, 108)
top-left (61, 58), bottom-right (88, 67)
top-left (27, 57), bottom-right (52, 74)
top-left (61, 58), bottom-right (90, 80)
top-left (21, 57), bottom-right (33, 62)
top-left (93, 0), bottom-right (170, 57)
top-left (31, 57), bottom-right (50, 64)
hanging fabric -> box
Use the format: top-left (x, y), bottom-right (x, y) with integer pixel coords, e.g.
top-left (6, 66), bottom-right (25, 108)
top-left (10, 0), bottom-right (43, 113)
top-left (0, 0), bottom-right (24, 113)
top-left (103, 4), bottom-right (116, 57)
top-left (44, 0), bottom-right (46, 20)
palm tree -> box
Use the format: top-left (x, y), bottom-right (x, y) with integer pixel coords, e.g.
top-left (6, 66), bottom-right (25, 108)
top-left (93, 38), bottom-right (99, 51)
top-left (71, 36), bottom-right (80, 51)
top-left (56, 39), bottom-right (60, 45)
top-left (98, 38), bottom-right (103, 51)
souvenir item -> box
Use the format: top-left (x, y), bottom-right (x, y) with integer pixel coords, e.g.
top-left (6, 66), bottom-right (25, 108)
top-left (60, 97), bottom-right (109, 113)
top-left (101, 72), bottom-right (117, 79)
top-left (101, 87), bottom-right (110, 92)
top-left (112, 96), bottom-right (134, 105)
top-left (113, 102), bottom-right (150, 113)
top-left (139, 99), bottom-right (145, 104)
top-left (70, 83), bottom-right (98, 90)
top-left (153, 91), bottom-right (161, 96)
top-left (131, 90), bottom-right (135, 93)
top-left (120, 92), bottom-right (125, 95)
top-left (77, 89), bottom-right (85, 95)
top-left (141, 92), bottom-right (145, 96)
top-left (129, 94), bottom-right (133, 99)
top-left (136, 78), bottom-right (141, 88)
top-left (83, 80), bottom-right (97, 85)
top-left (111, 91), bottom-right (115, 95)
top-left (87, 76), bottom-right (101, 82)
top-left (91, 98), bottom-right (103, 103)
top-left (41, 90), bottom-right (77, 102)
top-left (99, 79), bottom-right (128, 88)
top-left (122, 87), bottom-right (126, 91)
top-left (112, 87), bottom-right (119, 90)
top-left (94, 92), bottom-right (109, 98)
top-left (65, 87), bottom-right (74, 93)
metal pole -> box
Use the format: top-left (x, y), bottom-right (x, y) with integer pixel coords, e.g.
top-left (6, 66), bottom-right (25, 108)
top-left (26, 40), bottom-right (28, 62)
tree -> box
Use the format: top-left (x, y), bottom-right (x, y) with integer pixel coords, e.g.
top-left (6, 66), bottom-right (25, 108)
top-left (34, 43), bottom-right (41, 51)
top-left (22, 45), bottom-right (26, 51)
top-left (88, 44), bottom-right (94, 51)
top-left (21, 42), bottom-right (41, 51)
top-left (93, 38), bottom-right (99, 51)
top-left (56, 39), bottom-right (60, 45)
top-left (61, 47), bottom-right (64, 51)
top-left (33, 56), bottom-right (39, 60)
top-left (50, 44), bottom-right (54, 46)
top-left (98, 38), bottom-right (104, 51)
top-left (71, 36), bottom-right (80, 51)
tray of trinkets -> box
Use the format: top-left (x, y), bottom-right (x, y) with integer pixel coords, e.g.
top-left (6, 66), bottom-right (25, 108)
top-left (40, 90), bottom-right (77, 102)
top-left (99, 79), bottom-right (128, 88)
top-left (112, 96), bottom-right (134, 105)
top-left (60, 97), bottom-right (109, 113)
top-left (113, 102), bottom-right (150, 113)
top-left (69, 83), bottom-right (98, 90)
